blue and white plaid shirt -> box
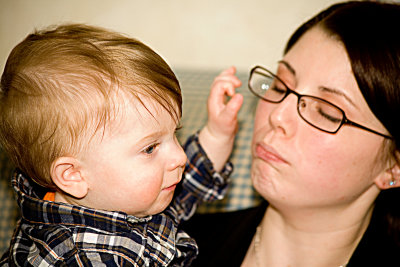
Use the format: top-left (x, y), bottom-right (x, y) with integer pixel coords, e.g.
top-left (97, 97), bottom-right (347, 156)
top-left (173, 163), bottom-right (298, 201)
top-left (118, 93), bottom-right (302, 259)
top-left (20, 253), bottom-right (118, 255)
top-left (0, 134), bottom-right (232, 266)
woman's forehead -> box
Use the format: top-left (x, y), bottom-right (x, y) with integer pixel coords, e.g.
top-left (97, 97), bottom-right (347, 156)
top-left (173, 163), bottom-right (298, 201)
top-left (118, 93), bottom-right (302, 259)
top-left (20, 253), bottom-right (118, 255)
top-left (279, 27), bottom-right (388, 134)
top-left (280, 28), bottom-right (355, 95)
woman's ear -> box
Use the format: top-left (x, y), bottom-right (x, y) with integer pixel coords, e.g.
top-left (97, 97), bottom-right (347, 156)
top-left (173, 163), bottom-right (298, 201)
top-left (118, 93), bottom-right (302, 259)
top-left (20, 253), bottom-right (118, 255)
top-left (50, 157), bottom-right (88, 198)
top-left (374, 162), bottom-right (400, 190)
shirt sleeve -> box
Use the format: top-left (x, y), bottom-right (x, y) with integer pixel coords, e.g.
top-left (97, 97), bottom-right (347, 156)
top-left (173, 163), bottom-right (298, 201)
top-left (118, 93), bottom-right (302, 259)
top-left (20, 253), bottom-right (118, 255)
top-left (167, 132), bottom-right (233, 223)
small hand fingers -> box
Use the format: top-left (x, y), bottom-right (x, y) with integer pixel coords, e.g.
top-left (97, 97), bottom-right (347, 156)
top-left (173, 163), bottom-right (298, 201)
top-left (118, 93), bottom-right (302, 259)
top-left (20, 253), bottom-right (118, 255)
top-left (209, 82), bottom-right (236, 108)
top-left (223, 93), bottom-right (243, 119)
top-left (219, 66), bottom-right (236, 76)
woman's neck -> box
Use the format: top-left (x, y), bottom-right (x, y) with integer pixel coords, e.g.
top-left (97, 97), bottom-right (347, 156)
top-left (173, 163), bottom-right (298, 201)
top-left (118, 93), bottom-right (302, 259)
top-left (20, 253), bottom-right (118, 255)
top-left (255, 200), bottom-right (375, 267)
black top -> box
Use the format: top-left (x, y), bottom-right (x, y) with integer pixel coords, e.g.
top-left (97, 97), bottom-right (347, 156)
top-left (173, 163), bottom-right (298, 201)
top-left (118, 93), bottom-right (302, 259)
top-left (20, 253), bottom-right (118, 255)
top-left (182, 201), bottom-right (400, 266)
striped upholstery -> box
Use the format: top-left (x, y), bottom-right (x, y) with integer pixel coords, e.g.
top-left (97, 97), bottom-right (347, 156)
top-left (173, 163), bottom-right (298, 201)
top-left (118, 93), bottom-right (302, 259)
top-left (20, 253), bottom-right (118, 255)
top-left (0, 146), bottom-right (18, 254)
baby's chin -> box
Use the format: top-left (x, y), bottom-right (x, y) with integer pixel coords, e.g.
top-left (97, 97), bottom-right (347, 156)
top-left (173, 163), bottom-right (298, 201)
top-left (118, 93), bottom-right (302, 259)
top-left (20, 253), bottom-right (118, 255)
top-left (127, 191), bottom-right (175, 218)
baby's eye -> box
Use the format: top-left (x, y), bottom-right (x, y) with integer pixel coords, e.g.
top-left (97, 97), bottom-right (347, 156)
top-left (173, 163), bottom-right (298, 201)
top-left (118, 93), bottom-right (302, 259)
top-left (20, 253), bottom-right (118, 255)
top-left (143, 143), bottom-right (159, 155)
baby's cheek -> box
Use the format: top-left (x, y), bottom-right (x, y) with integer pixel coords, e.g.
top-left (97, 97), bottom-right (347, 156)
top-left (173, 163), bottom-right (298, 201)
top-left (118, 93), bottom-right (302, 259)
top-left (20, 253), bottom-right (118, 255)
top-left (136, 174), bottom-right (164, 202)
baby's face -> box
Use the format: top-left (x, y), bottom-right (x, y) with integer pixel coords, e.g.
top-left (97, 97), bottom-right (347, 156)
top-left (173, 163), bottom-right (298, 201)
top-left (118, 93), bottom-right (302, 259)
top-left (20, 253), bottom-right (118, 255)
top-left (77, 97), bottom-right (186, 217)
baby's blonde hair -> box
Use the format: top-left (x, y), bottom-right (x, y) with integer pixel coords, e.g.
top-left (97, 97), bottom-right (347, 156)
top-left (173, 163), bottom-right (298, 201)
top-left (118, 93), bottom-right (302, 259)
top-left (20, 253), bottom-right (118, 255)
top-left (0, 24), bottom-right (182, 188)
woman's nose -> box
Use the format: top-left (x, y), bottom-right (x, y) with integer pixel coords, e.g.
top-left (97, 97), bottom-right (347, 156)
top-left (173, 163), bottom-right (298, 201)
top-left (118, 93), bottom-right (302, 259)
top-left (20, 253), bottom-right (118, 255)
top-left (267, 94), bottom-right (298, 136)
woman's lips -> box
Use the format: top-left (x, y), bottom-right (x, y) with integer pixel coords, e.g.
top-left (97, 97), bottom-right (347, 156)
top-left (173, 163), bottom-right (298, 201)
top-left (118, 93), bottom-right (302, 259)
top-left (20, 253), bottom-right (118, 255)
top-left (255, 143), bottom-right (288, 164)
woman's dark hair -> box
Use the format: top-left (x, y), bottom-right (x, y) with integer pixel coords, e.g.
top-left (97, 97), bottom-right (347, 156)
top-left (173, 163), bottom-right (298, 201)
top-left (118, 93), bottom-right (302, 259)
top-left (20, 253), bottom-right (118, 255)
top-left (284, 1), bottom-right (400, 245)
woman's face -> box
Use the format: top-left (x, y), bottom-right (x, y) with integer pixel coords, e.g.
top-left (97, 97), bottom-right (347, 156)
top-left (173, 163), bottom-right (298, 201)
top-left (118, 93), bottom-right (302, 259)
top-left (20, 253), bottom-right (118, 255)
top-left (251, 27), bottom-right (392, 210)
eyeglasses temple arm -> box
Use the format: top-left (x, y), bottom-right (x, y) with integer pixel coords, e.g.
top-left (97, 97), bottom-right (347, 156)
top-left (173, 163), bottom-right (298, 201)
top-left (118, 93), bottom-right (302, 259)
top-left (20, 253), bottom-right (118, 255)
top-left (344, 119), bottom-right (392, 139)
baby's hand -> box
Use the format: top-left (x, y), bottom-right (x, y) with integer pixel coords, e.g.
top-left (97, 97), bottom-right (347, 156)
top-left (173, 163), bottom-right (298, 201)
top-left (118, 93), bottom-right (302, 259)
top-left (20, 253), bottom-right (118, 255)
top-left (206, 66), bottom-right (243, 141)
top-left (198, 66), bottom-right (243, 171)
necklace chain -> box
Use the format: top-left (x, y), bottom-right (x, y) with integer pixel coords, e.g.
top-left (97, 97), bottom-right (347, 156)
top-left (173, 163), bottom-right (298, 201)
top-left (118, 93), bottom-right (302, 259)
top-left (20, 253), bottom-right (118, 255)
top-left (253, 225), bottom-right (348, 267)
top-left (253, 226), bottom-right (262, 267)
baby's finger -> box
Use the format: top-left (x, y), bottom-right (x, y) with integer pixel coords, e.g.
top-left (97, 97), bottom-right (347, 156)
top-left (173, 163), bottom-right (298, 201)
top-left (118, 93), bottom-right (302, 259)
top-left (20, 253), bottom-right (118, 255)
top-left (219, 66), bottom-right (236, 76)
top-left (213, 68), bottom-right (241, 81)
top-left (220, 82), bottom-right (236, 97)
top-left (213, 76), bottom-right (242, 90)
top-left (208, 82), bottom-right (236, 108)
top-left (222, 93), bottom-right (243, 119)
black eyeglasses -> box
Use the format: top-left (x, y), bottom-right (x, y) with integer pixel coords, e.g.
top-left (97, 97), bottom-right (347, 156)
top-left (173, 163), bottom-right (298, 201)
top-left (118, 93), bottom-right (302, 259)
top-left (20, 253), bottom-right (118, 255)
top-left (248, 65), bottom-right (392, 139)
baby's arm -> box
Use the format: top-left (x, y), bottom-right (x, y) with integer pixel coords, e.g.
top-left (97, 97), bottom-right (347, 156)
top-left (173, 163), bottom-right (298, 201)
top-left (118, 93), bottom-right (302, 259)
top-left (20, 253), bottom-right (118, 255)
top-left (167, 67), bottom-right (242, 221)
top-left (198, 66), bottom-right (243, 172)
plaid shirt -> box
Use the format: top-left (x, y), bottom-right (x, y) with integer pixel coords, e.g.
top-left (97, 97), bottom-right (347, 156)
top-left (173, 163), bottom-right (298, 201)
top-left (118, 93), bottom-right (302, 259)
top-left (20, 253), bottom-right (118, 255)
top-left (0, 134), bottom-right (232, 266)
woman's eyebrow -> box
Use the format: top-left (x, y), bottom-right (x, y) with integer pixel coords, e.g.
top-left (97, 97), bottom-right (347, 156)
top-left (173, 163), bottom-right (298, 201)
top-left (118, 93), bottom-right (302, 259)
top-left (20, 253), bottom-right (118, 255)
top-left (319, 86), bottom-right (358, 109)
top-left (279, 59), bottom-right (358, 109)
top-left (278, 60), bottom-right (296, 75)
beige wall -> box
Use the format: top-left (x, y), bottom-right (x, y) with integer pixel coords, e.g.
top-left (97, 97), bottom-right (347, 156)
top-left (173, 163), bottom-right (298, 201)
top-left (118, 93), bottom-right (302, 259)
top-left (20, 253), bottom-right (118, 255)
top-left (0, 0), bottom-right (340, 73)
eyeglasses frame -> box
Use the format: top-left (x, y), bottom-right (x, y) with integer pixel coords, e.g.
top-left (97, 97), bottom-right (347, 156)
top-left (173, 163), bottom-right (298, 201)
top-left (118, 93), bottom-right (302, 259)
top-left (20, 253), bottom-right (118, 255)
top-left (248, 65), bottom-right (392, 139)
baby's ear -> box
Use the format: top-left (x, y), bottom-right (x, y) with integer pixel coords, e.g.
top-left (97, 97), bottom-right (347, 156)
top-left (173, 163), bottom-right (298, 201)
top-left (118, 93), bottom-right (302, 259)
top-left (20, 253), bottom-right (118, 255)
top-left (50, 157), bottom-right (88, 198)
top-left (374, 163), bottom-right (400, 190)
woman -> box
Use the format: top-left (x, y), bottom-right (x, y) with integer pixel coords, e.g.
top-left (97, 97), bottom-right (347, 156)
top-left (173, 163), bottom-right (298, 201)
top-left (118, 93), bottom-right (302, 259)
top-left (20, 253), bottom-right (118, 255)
top-left (183, 1), bottom-right (400, 266)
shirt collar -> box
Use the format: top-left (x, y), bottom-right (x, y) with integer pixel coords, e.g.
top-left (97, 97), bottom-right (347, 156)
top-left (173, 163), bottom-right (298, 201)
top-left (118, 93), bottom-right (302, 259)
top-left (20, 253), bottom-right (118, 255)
top-left (12, 171), bottom-right (153, 232)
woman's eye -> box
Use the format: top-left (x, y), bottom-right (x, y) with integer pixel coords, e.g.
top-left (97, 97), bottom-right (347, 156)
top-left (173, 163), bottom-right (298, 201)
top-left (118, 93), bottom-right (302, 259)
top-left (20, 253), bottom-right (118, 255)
top-left (271, 86), bottom-right (286, 94)
top-left (143, 143), bottom-right (159, 155)
top-left (317, 107), bottom-right (342, 123)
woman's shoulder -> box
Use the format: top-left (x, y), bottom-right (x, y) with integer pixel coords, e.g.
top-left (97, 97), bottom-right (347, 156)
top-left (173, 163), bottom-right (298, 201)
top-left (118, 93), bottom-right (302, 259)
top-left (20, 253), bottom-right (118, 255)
top-left (348, 192), bottom-right (400, 266)
top-left (181, 201), bottom-right (268, 267)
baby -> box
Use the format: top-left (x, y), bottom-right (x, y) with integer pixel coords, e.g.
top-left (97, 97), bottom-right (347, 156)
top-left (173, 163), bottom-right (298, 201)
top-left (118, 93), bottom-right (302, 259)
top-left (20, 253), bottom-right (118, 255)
top-left (0, 24), bottom-right (242, 266)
